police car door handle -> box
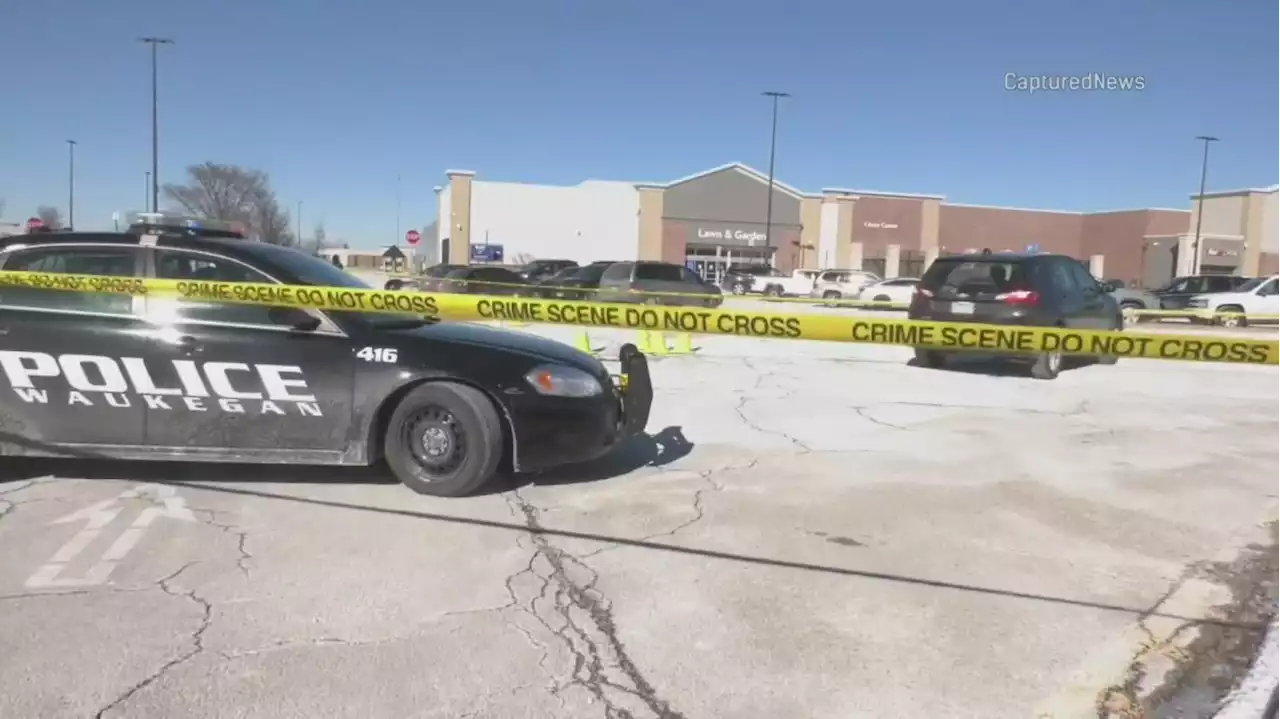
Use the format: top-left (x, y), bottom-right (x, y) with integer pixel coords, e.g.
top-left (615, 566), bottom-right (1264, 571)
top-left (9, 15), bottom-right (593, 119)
top-left (175, 335), bottom-right (204, 355)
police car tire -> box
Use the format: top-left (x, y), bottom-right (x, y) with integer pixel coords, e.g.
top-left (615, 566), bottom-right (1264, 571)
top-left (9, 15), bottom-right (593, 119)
top-left (914, 348), bottom-right (948, 369)
top-left (384, 382), bottom-right (504, 497)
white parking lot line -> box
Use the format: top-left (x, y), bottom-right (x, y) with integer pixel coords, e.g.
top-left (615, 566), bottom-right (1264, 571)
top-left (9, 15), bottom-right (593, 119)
top-left (24, 484), bottom-right (195, 589)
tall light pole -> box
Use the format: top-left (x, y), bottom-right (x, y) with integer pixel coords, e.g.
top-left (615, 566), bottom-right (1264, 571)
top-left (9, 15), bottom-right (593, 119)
top-left (144, 171), bottom-right (151, 212)
top-left (138, 37), bottom-right (174, 215)
top-left (762, 91), bottom-right (791, 268)
top-left (296, 200), bottom-right (304, 246)
top-left (1191, 135), bottom-right (1219, 274)
top-left (66, 140), bottom-right (77, 230)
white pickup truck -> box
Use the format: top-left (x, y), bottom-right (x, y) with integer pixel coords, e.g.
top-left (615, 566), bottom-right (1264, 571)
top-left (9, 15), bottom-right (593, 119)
top-left (757, 269), bottom-right (821, 297)
top-left (1187, 274), bottom-right (1279, 328)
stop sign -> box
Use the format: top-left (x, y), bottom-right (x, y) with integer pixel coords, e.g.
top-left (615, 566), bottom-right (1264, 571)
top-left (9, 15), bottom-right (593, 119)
top-left (405, 229), bottom-right (421, 246)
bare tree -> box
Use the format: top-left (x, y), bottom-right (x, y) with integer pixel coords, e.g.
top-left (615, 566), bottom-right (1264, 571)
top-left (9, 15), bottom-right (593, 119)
top-left (163, 162), bottom-right (295, 245)
top-left (313, 222), bottom-right (328, 250)
top-left (36, 206), bottom-right (63, 229)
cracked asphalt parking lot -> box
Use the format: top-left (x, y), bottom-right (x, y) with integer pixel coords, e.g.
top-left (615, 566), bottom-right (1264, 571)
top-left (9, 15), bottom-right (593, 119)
top-left (0, 329), bottom-right (1276, 719)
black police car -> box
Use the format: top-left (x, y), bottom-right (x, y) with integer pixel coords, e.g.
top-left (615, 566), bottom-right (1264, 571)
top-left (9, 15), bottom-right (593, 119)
top-left (0, 214), bottom-right (653, 497)
top-left (908, 250), bottom-right (1123, 379)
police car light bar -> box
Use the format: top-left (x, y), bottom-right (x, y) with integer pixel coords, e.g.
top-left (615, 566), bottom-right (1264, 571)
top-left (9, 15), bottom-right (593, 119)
top-left (126, 211), bottom-right (248, 239)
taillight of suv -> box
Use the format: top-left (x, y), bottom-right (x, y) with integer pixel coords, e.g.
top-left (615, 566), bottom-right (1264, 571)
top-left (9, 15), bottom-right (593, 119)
top-left (995, 289), bottom-right (1039, 305)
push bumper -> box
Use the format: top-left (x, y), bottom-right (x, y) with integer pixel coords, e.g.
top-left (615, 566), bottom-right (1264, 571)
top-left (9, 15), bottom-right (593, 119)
top-left (616, 342), bottom-right (653, 437)
top-left (507, 345), bottom-right (654, 474)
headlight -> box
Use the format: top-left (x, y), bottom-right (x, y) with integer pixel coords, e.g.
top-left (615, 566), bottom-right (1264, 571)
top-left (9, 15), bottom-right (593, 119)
top-left (524, 364), bottom-right (602, 397)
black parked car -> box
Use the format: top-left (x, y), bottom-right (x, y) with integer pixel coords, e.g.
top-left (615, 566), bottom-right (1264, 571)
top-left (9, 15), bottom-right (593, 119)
top-left (597, 261), bottom-right (723, 308)
top-left (440, 266), bottom-right (528, 295)
top-left (386, 263), bottom-right (466, 292)
top-left (908, 252), bottom-right (1122, 380)
top-left (534, 262), bottom-right (612, 300)
top-left (518, 259), bottom-right (578, 283)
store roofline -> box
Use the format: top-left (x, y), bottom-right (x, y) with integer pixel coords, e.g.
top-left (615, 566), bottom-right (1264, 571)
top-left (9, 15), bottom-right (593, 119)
top-left (447, 164), bottom-right (1259, 215)
top-left (821, 187), bottom-right (946, 200)
top-left (659, 162), bottom-right (812, 199)
top-left (943, 202), bottom-right (1193, 216)
top-left (1191, 185), bottom-right (1279, 199)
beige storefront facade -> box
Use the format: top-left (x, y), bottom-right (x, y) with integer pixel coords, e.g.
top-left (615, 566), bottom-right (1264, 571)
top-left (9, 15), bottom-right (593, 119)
top-left (436, 165), bottom-right (1278, 287)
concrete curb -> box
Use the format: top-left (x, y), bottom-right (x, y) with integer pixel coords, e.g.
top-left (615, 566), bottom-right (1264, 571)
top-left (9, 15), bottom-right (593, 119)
top-left (1034, 507), bottom-right (1279, 719)
top-left (1213, 615), bottom-right (1278, 719)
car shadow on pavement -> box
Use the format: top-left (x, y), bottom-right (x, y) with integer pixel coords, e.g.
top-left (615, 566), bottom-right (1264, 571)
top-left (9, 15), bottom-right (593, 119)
top-left (497, 425), bottom-right (695, 493)
top-left (0, 430), bottom-right (400, 486)
top-left (908, 354), bottom-right (1093, 378)
top-left (0, 427), bottom-right (695, 490)
top-left (0, 456), bottom-right (398, 486)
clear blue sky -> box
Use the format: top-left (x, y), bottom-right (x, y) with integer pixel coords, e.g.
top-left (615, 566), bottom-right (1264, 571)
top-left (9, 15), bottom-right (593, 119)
top-left (2, 0), bottom-right (1276, 248)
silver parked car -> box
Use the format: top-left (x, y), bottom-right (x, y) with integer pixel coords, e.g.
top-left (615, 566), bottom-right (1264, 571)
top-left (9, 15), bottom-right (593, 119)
top-left (1102, 280), bottom-right (1161, 325)
top-left (809, 269), bottom-right (881, 304)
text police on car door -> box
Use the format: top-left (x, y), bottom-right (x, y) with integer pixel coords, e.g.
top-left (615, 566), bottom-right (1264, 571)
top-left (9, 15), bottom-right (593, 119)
top-left (0, 351), bottom-right (323, 417)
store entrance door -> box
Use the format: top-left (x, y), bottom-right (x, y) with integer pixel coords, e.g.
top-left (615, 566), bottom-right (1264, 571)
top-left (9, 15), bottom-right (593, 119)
top-left (685, 244), bottom-right (775, 284)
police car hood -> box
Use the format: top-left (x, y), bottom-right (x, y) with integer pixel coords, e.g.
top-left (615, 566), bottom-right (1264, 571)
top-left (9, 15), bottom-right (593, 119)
top-left (405, 321), bottom-right (603, 373)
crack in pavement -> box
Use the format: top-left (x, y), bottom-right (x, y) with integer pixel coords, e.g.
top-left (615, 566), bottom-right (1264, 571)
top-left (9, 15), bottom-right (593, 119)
top-left (579, 466), bottom-right (731, 561)
top-left (501, 488), bottom-right (686, 719)
top-left (191, 508), bottom-right (253, 577)
top-left (852, 406), bottom-right (908, 431)
top-left (734, 395), bottom-right (813, 453)
top-left (93, 562), bottom-right (213, 719)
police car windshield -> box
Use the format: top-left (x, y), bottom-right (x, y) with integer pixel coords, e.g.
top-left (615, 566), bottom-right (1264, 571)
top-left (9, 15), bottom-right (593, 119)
top-left (243, 244), bottom-right (434, 328)
top-left (245, 244), bottom-right (372, 289)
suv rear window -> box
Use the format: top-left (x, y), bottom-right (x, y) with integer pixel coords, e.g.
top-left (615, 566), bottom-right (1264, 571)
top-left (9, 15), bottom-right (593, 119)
top-left (921, 259), bottom-right (1031, 299)
top-left (600, 262), bottom-right (634, 283)
top-left (573, 263), bottom-right (609, 282)
top-left (635, 263), bottom-right (683, 282)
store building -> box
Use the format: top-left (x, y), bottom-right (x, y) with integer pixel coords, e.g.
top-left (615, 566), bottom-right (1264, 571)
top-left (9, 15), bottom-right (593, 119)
top-left (434, 164), bottom-right (1278, 287)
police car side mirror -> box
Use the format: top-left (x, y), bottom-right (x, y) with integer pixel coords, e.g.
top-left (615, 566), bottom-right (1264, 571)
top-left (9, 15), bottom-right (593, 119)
top-left (268, 307), bottom-right (322, 332)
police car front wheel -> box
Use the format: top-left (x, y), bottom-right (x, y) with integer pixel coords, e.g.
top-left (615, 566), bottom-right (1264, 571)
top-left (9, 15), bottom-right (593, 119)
top-left (384, 382), bottom-right (504, 497)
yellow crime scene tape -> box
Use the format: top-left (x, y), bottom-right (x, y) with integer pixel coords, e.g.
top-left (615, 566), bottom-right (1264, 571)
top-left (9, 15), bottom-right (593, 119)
top-left (387, 274), bottom-right (1280, 319)
top-left (382, 272), bottom-right (906, 309)
top-left (0, 270), bottom-right (1275, 366)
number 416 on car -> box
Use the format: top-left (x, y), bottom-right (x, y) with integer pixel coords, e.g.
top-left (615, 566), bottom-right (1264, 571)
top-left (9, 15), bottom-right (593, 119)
top-left (357, 347), bottom-right (398, 363)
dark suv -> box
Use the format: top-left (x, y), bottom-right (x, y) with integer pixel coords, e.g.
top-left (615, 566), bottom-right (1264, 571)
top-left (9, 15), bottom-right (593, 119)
top-left (907, 252), bottom-right (1122, 379)
top-left (598, 261), bottom-right (723, 307)
top-left (1149, 274), bottom-right (1254, 310)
